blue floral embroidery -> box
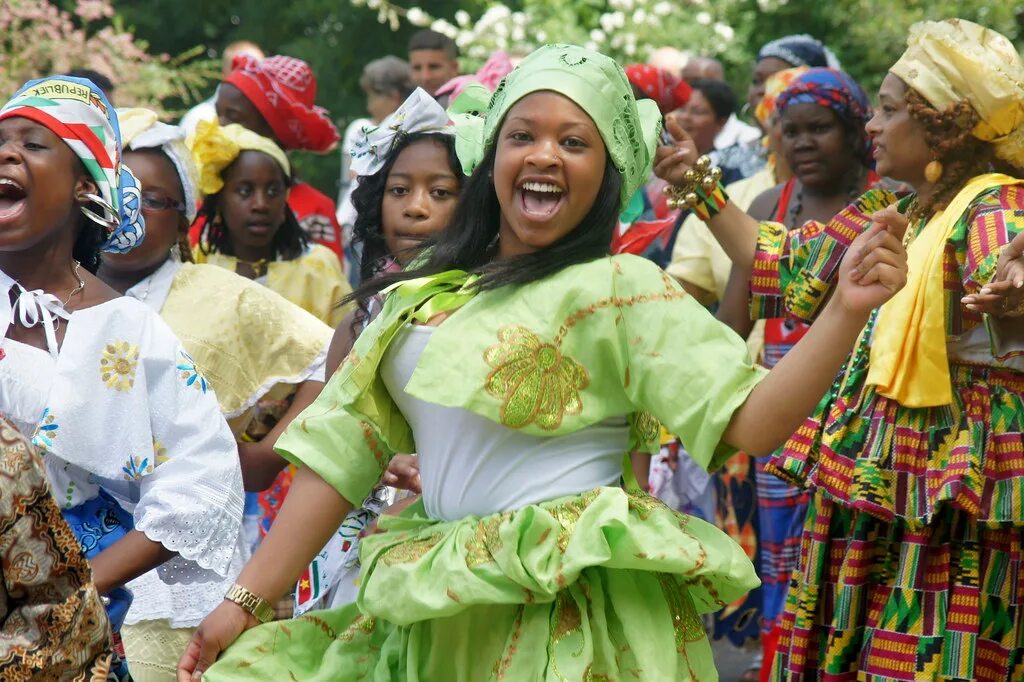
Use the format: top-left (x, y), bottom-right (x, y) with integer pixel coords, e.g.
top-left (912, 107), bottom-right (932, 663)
top-left (32, 408), bottom-right (59, 451)
top-left (176, 350), bottom-right (209, 393)
top-left (122, 455), bottom-right (152, 481)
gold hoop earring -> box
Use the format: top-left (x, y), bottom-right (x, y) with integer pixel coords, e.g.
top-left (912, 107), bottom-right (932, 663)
top-left (924, 160), bottom-right (943, 184)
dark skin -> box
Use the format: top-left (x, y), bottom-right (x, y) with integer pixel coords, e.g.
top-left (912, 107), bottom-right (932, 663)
top-left (718, 103), bottom-right (867, 338)
top-left (748, 57), bottom-right (793, 123)
top-left (0, 117), bottom-right (175, 595)
top-left (217, 151), bottom-right (289, 278)
top-left (215, 83), bottom-right (276, 141)
top-left (98, 149), bottom-right (322, 493)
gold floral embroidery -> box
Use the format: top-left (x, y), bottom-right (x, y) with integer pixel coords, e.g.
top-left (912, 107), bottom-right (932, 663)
top-left (629, 410), bottom-right (661, 446)
top-left (100, 341), bottom-right (139, 392)
top-left (336, 613), bottom-right (375, 642)
top-left (658, 574), bottom-right (706, 649)
top-left (492, 605), bottom-right (525, 680)
top-left (626, 490), bottom-right (666, 521)
top-left (465, 513), bottom-right (508, 568)
top-left (551, 591), bottom-right (583, 642)
top-left (484, 326), bottom-right (589, 430)
top-left (550, 489), bottom-right (600, 553)
top-left (153, 439), bottom-right (169, 466)
top-left (360, 421), bottom-right (388, 472)
top-left (380, 532), bottom-right (443, 567)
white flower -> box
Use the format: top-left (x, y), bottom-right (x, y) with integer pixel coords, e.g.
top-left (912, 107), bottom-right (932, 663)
top-left (632, 9), bottom-right (647, 24)
top-left (590, 28), bottom-right (606, 42)
top-left (454, 9), bottom-right (470, 27)
top-left (695, 11), bottom-right (712, 25)
top-left (713, 22), bottom-right (735, 41)
top-left (599, 13), bottom-right (616, 33)
top-left (512, 25), bottom-right (525, 42)
top-left (406, 7), bottom-right (431, 26)
top-left (585, 41), bottom-right (599, 51)
top-left (536, 30), bottom-right (547, 42)
top-left (652, 1), bottom-right (673, 16)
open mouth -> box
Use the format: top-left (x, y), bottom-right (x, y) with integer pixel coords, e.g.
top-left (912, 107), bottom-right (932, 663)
top-left (517, 180), bottom-right (565, 220)
top-left (0, 178), bottom-right (27, 222)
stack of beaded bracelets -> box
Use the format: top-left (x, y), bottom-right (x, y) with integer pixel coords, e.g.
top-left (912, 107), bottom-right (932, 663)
top-left (663, 155), bottom-right (729, 222)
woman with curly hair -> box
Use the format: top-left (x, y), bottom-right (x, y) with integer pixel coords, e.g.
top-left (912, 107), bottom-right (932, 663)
top-left (657, 18), bottom-right (1024, 680)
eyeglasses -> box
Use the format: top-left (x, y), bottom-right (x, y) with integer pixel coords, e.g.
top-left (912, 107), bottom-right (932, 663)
top-left (141, 191), bottom-right (187, 214)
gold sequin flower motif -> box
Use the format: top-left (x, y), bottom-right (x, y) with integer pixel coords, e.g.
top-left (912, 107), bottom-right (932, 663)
top-left (484, 326), bottom-right (589, 430)
top-left (100, 341), bottom-right (140, 392)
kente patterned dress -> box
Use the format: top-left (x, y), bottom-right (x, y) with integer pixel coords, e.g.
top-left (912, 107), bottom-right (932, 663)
top-left (0, 417), bottom-right (114, 681)
top-left (752, 186), bottom-right (1024, 681)
top-left (204, 254), bottom-right (768, 681)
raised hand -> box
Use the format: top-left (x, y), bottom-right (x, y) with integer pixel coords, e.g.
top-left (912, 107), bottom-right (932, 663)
top-left (837, 210), bottom-right (909, 315)
top-left (652, 116), bottom-right (702, 188)
top-left (963, 230), bottom-right (1024, 316)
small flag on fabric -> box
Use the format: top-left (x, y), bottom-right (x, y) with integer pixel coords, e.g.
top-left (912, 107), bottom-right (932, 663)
top-left (296, 559), bottom-right (322, 607)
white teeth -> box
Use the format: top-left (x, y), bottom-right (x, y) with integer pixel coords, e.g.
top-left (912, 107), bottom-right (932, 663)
top-left (521, 181), bottom-right (562, 193)
top-left (0, 178), bottom-right (21, 189)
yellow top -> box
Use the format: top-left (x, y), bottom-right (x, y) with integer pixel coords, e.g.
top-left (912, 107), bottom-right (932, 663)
top-left (159, 262), bottom-right (333, 434)
top-left (194, 244), bottom-right (352, 328)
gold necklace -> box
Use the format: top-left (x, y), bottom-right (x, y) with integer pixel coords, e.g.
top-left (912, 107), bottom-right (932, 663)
top-left (237, 258), bottom-right (269, 278)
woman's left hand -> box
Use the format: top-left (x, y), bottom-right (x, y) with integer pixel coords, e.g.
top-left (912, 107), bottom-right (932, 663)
top-left (962, 230), bottom-right (1024, 316)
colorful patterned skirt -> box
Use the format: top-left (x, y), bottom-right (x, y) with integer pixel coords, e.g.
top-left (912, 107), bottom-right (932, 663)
top-left (772, 491), bottom-right (1024, 681)
top-left (205, 487), bottom-right (760, 681)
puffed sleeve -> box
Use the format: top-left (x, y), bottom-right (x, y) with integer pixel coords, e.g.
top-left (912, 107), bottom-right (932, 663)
top-left (612, 256), bottom-right (768, 471)
top-left (750, 189), bottom-right (897, 322)
top-left (126, 316), bottom-right (244, 584)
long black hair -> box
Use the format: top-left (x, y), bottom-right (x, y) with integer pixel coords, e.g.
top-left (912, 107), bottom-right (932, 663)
top-left (345, 137), bottom-right (623, 309)
top-left (73, 212), bottom-right (105, 273)
top-left (196, 155), bottom-right (309, 261)
top-left (350, 131), bottom-right (463, 286)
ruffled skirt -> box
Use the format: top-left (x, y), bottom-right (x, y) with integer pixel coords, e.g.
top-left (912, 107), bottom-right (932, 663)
top-left (204, 487), bottom-right (759, 681)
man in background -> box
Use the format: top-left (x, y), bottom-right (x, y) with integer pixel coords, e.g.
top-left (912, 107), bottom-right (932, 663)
top-left (408, 29), bottom-right (460, 96)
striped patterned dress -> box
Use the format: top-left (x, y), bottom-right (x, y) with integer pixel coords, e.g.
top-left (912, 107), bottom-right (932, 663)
top-left (752, 185), bottom-right (1024, 681)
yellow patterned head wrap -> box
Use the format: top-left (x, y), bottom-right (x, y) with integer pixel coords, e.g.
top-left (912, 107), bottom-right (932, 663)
top-left (187, 118), bottom-right (291, 195)
top-left (890, 18), bottom-right (1024, 167)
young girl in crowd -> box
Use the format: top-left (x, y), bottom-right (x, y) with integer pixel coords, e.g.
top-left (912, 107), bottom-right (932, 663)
top-left (0, 75), bottom-right (243, 680)
top-left (95, 108), bottom-right (333, 681)
top-left (658, 18), bottom-right (1024, 680)
top-left (191, 120), bottom-right (349, 556)
top-left (295, 88), bottom-right (463, 614)
top-left (179, 44), bottom-right (906, 681)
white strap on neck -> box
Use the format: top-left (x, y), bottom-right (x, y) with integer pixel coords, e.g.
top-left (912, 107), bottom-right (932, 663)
top-left (0, 271), bottom-right (72, 358)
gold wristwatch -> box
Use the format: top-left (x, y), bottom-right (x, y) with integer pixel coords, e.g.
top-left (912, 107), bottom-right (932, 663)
top-left (224, 584), bottom-right (275, 623)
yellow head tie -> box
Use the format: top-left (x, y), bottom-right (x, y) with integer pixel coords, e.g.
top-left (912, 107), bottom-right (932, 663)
top-left (188, 119), bottom-right (291, 195)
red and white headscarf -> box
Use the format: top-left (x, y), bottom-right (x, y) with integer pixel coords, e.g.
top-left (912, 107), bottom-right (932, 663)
top-left (224, 54), bottom-right (340, 154)
top-left (624, 64), bottom-right (692, 115)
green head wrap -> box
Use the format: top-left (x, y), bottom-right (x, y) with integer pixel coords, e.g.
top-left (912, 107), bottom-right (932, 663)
top-left (454, 44), bottom-right (662, 206)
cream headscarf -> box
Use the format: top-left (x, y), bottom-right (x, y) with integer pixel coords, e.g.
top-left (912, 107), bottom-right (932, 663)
top-left (869, 19), bottom-right (1024, 408)
top-left (118, 108), bottom-right (200, 223)
top-left (890, 18), bottom-right (1024, 168)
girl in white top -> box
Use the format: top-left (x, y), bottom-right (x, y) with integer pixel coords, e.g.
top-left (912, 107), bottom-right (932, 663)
top-left (0, 76), bottom-right (243, 677)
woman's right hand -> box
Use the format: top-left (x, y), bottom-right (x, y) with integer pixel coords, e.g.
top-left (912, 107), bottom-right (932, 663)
top-left (652, 117), bottom-right (701, 188)
top-left (382, 454), bottom-right (421, 493)
top-left (177, 601), bottom-right (257, 681)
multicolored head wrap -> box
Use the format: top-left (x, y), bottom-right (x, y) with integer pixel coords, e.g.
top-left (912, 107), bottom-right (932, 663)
top-left (624, 64), bottom-right (692, 115)
top-left (0, 76), bottom-right (144, 253)
top-left (188, 119), bottom-right (290, 196)
top-left (891, 18), bottom-right (1024, 168)
top-left (776, 68), bottom-right (872, 165)
top-left (754, 66), bottom-right (809, 127)
top-left (350, 88), bottom-right (453, 178)
top-left (224, 54), bottom-right (340, 153)
top-left (118, 108), bottom-right (200, 223)
top-left (757, 35), bottom-right (838, 69)
top-left (458, 44), bottom-right (662, 205)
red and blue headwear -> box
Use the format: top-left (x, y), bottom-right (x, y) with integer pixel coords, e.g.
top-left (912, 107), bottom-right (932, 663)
top-left (0, 76), bottom-right (144, 253)
top-left (777, 68), bottom-right (873, 166)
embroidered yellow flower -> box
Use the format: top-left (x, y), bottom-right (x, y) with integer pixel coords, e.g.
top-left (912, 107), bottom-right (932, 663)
top-left (484, 325), bottom-right (589, 430)
top-left (100, 341), bottom-right (140, 392)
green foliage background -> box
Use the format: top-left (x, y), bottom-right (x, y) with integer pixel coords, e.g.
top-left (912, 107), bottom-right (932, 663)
top-left (111, 0), bottom-right (1023, 198)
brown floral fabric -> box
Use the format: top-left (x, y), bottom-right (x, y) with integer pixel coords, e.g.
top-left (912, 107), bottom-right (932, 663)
top-left (0, 417), bottom-right (114, 681)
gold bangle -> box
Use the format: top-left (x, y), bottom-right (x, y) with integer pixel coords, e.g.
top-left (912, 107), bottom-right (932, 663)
top-left (663, 155), bottom-right (723, 210)
top-left (225, 583), bottom-right (275, 623)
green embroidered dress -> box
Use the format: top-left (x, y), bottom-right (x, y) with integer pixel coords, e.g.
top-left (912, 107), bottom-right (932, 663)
top-left (205, 254), bottom-right (767, 681)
